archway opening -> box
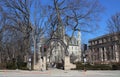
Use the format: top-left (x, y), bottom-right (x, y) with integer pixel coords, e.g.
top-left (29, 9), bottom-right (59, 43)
top-left (45, 38), bottom-right (68, 70)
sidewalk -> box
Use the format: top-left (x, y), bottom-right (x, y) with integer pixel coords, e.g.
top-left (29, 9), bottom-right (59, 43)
top-left (0, 69), bottom-right (120, 77)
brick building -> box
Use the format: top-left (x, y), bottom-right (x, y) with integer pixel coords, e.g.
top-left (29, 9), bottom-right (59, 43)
top-left (88, 33), bottom-right (120, 64)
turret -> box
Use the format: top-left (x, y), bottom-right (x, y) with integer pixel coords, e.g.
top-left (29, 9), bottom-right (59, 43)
top-left (77, 31), bottom-right (82, 61)
top-left (77, 31), bottom-right (81, 46)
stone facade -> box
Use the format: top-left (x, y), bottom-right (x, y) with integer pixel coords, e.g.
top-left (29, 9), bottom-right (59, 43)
top-left (88, 33), bottom-right (120, 64)
top-left (68, 31), bottom-right (81, 62)
top-left (34, 56), bottom-right (46, 71)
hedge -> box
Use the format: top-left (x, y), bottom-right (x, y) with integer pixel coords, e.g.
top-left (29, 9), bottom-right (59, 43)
top-left (74, 62), bottom-right (120, 70)
top-left (6, 62), bottom-right (28, 70)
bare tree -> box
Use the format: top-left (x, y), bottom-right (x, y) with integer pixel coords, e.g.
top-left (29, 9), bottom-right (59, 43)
top-left (0, 0), bottom-right (33, 58)
top-left (44, 0), bottom-right (103, 69)
top-left (107, 12), bottom-right (120, 62)
top-left (31, 0), bottom-right (46, 67)
top-left (107, 13), bottom-right (120, 33)
top-left (0, 0), bottom-right (46, 67)
top-left (46, 0), bottom-right (103, 46)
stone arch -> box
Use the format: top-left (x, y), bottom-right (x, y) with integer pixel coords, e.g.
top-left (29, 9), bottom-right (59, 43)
top-left (45, 38), bottom-right (68, 55)
top-left (45, 38), bottom-right (68, 70)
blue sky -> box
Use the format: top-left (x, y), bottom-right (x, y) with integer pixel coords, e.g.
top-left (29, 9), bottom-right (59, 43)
top-left (40, 0), bottom-right (120, 44)
top-left (82, 0), bottom-right (120, 44)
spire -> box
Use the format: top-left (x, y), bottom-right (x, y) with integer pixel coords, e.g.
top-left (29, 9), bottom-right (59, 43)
top-left (77, 31), bottom-right (81, 44)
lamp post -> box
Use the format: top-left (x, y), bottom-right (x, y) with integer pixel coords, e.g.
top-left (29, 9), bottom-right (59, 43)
top-left (83, 44), bottom-right (87, 71)
top-left (28, 57), bottom-right (31, 71)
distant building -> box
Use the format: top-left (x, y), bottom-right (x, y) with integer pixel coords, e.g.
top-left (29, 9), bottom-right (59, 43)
top-left (67, 31), bottom-right (82, 62)
top-left (88, 33), bottom-right (120, 64)
top-left (81, 44), bottom-right (88, 62)
top-left (43, 31), bottom-right (82, 63)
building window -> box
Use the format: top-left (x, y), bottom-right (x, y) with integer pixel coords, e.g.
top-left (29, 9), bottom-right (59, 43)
top-left (111, 37), bottom-right (113, 41)
top-left (77, 41), bottom-right (78, 45)
top-left (94, 41), bottom-right (95, 45)
top-left (99, 39), bottom-right (102, 43)
top-left (90, 42), bottom-right (92, 45)
top-left (95, 41), bottom-right (97, 44)
top-left (104, 38), bottom-right (106, 42)
top-left (102, 38), bottom-right (104, 43)
top-left (97, 40), bottom-right (99, 44)
top-left (76, 47), bottom-right (77, 50)
top-left (115, 36), bottom-right (118, 40)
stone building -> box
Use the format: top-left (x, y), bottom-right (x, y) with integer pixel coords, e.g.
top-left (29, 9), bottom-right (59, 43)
top-left (65, 31), bottom-right (81, 62)
top-left (88, 33), bottom-right (120, 64)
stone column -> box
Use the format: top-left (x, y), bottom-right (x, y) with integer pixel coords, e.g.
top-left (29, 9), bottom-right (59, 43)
top-left (115, 44), bottom-right (119, 62)
top-left (77, 31), bottom-right (82, 62)
top-left (89, 49), bottom-right (92, 63)
top-left (104, 47), bottom-right (107, 61)
top-left (39, 56), bottom-right (46, 71)
top-left (109, 46), bottom-right (112, 61)
top-left (92, 48), bottom-right (95, 64)
top-left (100, 48), bottom-right (103, 62)
top-left (64, 56), bottom-right (76, 70)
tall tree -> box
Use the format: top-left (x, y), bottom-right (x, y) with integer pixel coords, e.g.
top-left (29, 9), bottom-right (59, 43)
top-left (44, 0), bottom-right (103, 69)
top-left (0, 0), bottom-right (46, 65)
top-left (0, 0), bottom-right (33, 58)
top-left (45, 0), bottom-right (103, 54)
top-left (31, 0), bottom-right (46, 66)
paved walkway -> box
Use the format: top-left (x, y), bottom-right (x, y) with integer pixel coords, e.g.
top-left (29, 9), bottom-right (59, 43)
top-left (0, 69), bottom-right (120, 77)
